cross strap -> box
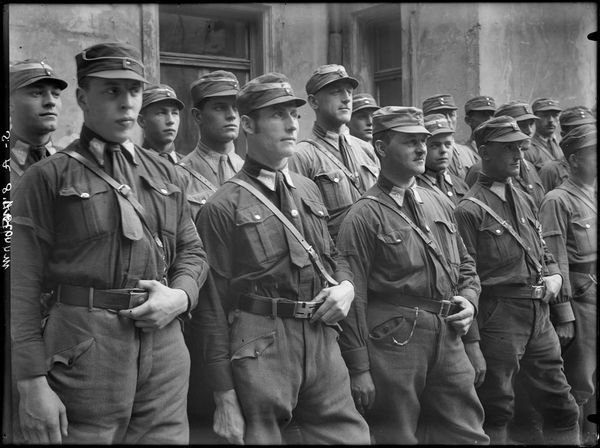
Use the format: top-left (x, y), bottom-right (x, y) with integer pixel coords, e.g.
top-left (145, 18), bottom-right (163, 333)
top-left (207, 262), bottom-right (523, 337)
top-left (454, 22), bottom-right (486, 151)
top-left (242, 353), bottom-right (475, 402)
top-left (176, 161), bottom-right (218, 192)
top-left (416, 174), bottom-right (456, 209)
top-left (227, 178), bottom-right (339, 287)
top-left (359, 194), bottom-right (459, 293)
top-left (556, 184), bottom-right (597, 214)
top-left (301, 138), bottom-right (363, 193)
top-left (464, 196), bottom-right (543, 275)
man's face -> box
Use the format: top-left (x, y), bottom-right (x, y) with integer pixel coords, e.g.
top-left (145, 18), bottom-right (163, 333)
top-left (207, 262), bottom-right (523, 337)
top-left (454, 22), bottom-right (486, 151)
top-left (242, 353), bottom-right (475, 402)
top-left (245, 103), bottom-right (299, 165)
top-left (483, 140), bottom-right (525, 179)
top-left (194, 96), bottom-right (239, 143)
top-left (378, 131), bottom-right (428, 177)
top-left (535, 110), bottom-right (559, 138)
top-left (465, 110), bottom-right (494, 131)
top-left (573, 146), bottom-right (597, 180)
top-left (138, 101), bottom-right (180, 148)
top-left (312, 80), bottom-right (354, 127)
top-left (10, 81), bottom-right (63, 137)
top-left (77, 77), bottom-right (143, 143)
top-left (517, 118), bottom-right (536, 137)
top-left (426, 133), bottom-right (454, 172)
top-left (348, 109), bottom-right (375, 143)
top-left (437, 108), bottom-right (458, 130)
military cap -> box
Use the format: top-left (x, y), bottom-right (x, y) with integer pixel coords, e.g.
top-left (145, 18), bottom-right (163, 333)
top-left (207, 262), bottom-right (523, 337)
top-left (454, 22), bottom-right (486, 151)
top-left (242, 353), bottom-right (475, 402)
top-left (424, 113), bottom-right (454, 136)
top-left (190, 70), bottom-right (240, 106)
top-left (10, 59), bottom-right (68, 92)
top-left (237, 72), bottom-right (306, 116)
top-left (559, 106), bottom-right (596, 127)
top-left (560, 124), bottom-right (596, 158)
top-left (464, 95), bottom-right (496, 114)
top-left (141, 84), bottom-right (184, 111)
top-left (531, 97), bottom-right (562, 114)
top-left (422, 94), bottom-right (458, 115)
top-left (474, 115), bottom-right (530, 147)
top-left (373, 106), bottom-right (430, 135)
top-left (76, 42), bottom-right (148, 83)
top-left (305, 64), bottom-right (359, 95)
top-left (352, 93), bottom-right (380, 113)
top-left (494, 101), bottom-right (539, 122)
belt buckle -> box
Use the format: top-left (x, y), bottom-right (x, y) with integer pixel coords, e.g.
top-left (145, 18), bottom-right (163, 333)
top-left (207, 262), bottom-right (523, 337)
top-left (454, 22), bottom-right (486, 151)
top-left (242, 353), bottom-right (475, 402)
top-left (293, 301), bottom-right (319, 319)
top-left (438, 299), bottom-right (452, 317)
top-left (128, 289), bottom-right (148, 309)
top-left (531, 285), bottom-right (545, 299)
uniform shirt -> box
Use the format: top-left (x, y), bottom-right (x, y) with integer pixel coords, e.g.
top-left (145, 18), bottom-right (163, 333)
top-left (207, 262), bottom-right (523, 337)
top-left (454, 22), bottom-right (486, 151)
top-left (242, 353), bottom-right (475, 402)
top-left (454, 173), bottom-right (564, 332)
top-left (11, 125), bottom-right (208, 380)
top-left (525, 133), bottom-right (563, 171)
top-left (539, 158), bottom-right (570, 193)
top-left (10, 134), bottom-right (58, 189)
top-left (465, 159), bottom-right (545, 208)
top-left (539, 178), bottom-right (597, 308)
top-left (336, 176), bottom-right (480, 374)
top-left (448, 142), bottom-right (479, 179)
top-left (195, 157), bottom-right (353, 391)
top-left (289, 122), bottom-right (380, 240)
top-left (417, 168), bottom-right (469, 207)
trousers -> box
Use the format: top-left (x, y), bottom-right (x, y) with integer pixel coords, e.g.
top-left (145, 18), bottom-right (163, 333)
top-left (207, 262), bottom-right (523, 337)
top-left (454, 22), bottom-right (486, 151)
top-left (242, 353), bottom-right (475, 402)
top-left (365, 301), bottom-right (489, 444)
top-left (228, 309), bottom-right (370, 444)
top-left (42, 303), bottom-right (190, 444)
top-left (476, 296), bottom-right (580, 444)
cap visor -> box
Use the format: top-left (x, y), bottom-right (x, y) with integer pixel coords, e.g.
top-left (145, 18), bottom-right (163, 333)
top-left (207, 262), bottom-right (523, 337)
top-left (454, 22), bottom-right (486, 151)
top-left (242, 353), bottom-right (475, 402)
top-left (204, 89), bottom-right (239, 98)
top-left (515, 113), bottom-right (540, 121)
top-left (429, 128), bottom-right (455, 136)
top-left (563, 118), bottom-right (596, 126)
top-left (142, 98), bottom-right (185, 111)
top-left (314, 76), bottom-right (359, 93)
top-left (18, 76), bottom-right (68, 91)
top-left (254, 96), bottom-right (307, 112)
top-left (389, 125), bottom-right (431, 135)
top-left (489, 131), bottom-right (530, 143)
top-left (353, 105), bottom-right (380, 113)
top-left (87, 70), bottom-right (149, 83)
top-left (534, 107), bottom-right (562, 113)
top-left (428, 105), bottom-right (458, 112)
top-left (467, 106), bottom-right (496, 112)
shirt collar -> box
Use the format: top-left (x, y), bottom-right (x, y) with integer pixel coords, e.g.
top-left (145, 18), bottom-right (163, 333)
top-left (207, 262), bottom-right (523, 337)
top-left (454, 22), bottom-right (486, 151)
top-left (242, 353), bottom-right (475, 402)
top-left (377, 175), bottom-right (422, 207)
top-left (10, 134), bottom-right (56, 166)
top-left (424, 168), bottom-right (453, 186)
top-left (313, 122), bottom-right (343, 146)
top-left (80, 125), bottom-right (137, 166)
top-left (243, 157), bottom-right (295, 192)
top-left (478, 172), bottom-right (513, 202)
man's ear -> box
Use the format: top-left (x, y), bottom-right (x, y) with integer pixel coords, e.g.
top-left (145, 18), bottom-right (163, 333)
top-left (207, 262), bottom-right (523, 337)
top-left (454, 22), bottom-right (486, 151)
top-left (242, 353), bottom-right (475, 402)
top-left (374, 139), bottom-right (386, 159)
top-left (191, 107), bottom-right (203, 126)
top-left (76, 87), bottom-right (88, 113)
top-left (479, 144), bottom-right (490, 160)
top-left (307, 94), bottom-right (319, 111)
top-left (240, 115), bottom-right (255, 135)
top-left (136, 114), bottom-right (145, 130)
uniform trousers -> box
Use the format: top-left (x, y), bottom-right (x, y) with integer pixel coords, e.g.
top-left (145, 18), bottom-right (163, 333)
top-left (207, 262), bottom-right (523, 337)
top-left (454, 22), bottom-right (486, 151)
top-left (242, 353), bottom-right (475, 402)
top-left (228, 309), bottom-right (370, 445)
top-left (42, 303), bottom-right (190, 444)
top-left (365, 302), bottom-right (489, 444)
top-left (476, 296), bottom-right (580, 444)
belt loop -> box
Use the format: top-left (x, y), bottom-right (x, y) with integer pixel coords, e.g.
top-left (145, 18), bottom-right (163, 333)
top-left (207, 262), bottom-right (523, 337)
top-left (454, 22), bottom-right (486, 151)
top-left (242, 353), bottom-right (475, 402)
top-left (56, 284), bottom-right (62, 307)
top-left (271, 299), bottom-right (277, 319)
top-left (88, 287), bottom-right (94, 311)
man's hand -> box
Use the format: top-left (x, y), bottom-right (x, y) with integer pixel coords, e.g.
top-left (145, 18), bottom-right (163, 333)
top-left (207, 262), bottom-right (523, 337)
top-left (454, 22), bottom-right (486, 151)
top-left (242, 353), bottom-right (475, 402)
top-left (554, 321), bottom-right (575, 346)
top-left (17, 376), bottom-right (68, 444)
top-left (464, 341), bottom-right (487, 388)
top-left (310, 280), bottom-right (354, 325)
top-left (118, 280), bottom-right (188, 332)
top-left (542, 274), bottom-right (563, 303)
top-left (350, 371), bottom-right (376, 415)
top-left (445, 296), bottom-right (475, 336)
top-left (213, 389), bottom-right (245, 445)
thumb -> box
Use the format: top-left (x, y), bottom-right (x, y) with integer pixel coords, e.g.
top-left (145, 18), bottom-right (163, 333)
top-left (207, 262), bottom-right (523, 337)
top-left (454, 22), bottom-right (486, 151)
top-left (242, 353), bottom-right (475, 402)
top-left (59, 405), bottom-right (69, 437)
top-left (119, 298), bottom-right (152, 319)
top-left (136, 279), bottom-right (158, 291)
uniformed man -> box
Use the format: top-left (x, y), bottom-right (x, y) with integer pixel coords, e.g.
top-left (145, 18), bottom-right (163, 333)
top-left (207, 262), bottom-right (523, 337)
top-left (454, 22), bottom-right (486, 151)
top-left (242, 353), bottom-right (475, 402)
top-left (463, 95), bottom-right (496, 154)
top-left (525, 97), bottom-right (564, 171)
top-left (422, 93), bottom-right (478, 179)
top-left (194, 72), bottom-right (370, 444)
top-left (539, 106), bottom-right (596, 192)
top-left (347, 92), bottom-right (380, 144)
top-left (137, 84), bottom-right (185, 163)
top-left (9, 59), bottom-right (68, 189)
top-left (416, 113), bottom-right (469, 206)
top-left (539, 124), bottom-right (597, 445)
top-left (336, 106), bottom-right (488, 444)
top-left (11, 42), bottom-right (208, 444)
top-left (466, 101), bottom-right (546, 208)
top-left (288, 64), bottom-right (380, 241)
top-left (176, 70), bottom-right (243, 221)
top-left (454, 116), bottom-right (580, 444)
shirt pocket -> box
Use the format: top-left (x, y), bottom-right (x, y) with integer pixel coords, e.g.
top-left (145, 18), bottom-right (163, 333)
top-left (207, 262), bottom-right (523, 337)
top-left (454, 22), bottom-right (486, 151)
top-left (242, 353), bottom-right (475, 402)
top-left (433, 218), bottom-right (460, 267)
top-left (57, 181), bottom-right (116, 243)
top-left (186, 190), bottom-right (214, 222)
top-left (301, 197), bottom-right (331, 256)
top-left (235, 203), bottom-right (287, 266)
top-left (314, 170), bottom-right (355, 212)
top-left (572, 216), bottom-right (596, 256)
top-left (375, 228), bottom-right (425, 276)
top-left (139, 175), bottom-right (180, 238)
top-left (479, 221), bottom-right (521, 265)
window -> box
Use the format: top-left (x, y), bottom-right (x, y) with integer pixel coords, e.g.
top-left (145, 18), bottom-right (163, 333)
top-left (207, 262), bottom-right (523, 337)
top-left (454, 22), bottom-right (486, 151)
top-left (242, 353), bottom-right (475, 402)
top-left (158, 4), bottom-right (268, 156)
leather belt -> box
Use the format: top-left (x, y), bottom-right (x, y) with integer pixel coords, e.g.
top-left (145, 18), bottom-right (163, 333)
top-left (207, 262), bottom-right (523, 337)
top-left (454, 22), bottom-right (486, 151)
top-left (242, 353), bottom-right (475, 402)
top-left (239, 294), bottom-right (322, 319)
top-left (569, 261), bottom-right (597, 274)
top-left (57, 284), bottom-right (148, 310)
top-left (482, 284), bottom-right (546, 299)
top-left (371, 292), bottom-right (461, 317)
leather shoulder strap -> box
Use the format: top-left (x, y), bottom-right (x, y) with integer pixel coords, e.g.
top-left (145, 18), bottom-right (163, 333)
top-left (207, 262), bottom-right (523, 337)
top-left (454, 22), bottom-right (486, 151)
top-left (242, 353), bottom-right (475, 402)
top-left (177, 161), bottom-right (218, 192)
top-left (227, 177), bottom-right (339, 286)
top-left (556, 184), bottom-right (597, 214)
top-left (464, 196), bottom-right (543, 274)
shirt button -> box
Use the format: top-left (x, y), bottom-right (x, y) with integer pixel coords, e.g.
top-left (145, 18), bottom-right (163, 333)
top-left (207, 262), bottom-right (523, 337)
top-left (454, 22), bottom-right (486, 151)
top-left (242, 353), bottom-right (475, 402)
top-left (254, 214), bottom-right (261, 220)
top-left (528, 184), bottom-right (533, 189)
top-left (160, 188), bottom-right (168, 195)
top-left (200, 199), bottom-right (206, 205)
top-left (425, 225), bottom-right (431, 232)
top-left (395, 238), bottom-right (401, 242)
top-left (521, 217), bottom-right (526, 224)
top-left (80, 192), bottom-right (90, 199)
top-left (318, 210), bottom-right (324, 216)
top-left (447, 191), bottom-right (453, 197)
top-left (495, 229), bottom-right (502, 234)
top-left (290, 209), bottom-right (299, 217)
top-left (586, 224), bottom-right (591, 228)
top-left (333, 177), bottom-right (340, 183)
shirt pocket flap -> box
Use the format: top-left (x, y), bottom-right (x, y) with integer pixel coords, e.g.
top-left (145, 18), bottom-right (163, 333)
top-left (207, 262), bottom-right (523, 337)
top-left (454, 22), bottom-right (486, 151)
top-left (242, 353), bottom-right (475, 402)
top-left (434, 218), bottom-right (457, 234)
top-left (187, 191), bottom-right (212, 206)
top-left (58, 182), bottom-right (111, 199)
top-left (573, 219), bottom-right (593, 231)
top-left (480, 222), bottom-right (506, 236)
top-left (317, 170), bottom-right (345, 184)
top-left (376, 230), bottom-right (405, 244)
top-left (301, 197), bottom-right (329, 219)
top-left (140, 175), bottom-right (181, 196)
top-left (235, 204), bottom-right (271, 226)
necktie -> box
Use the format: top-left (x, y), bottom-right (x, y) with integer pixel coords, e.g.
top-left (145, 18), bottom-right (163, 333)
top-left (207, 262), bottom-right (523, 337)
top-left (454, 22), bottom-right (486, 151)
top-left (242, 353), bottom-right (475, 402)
top-left (436, 172), bottom-right (448, 195)
top-left (218, 154), bottom-right (235, 185)
top-left (339, 135), bottom-right (362, 191)
top-left (27, 145), bottom-right (46, 164)
top-left (276, 171), bottom-right (308, 267)
top-left (404, 187), bottom-right (428, 233)
top-left (159, 151), bottom-right (172, 163)
top-left (107, 145), bottom-right (144, 240)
